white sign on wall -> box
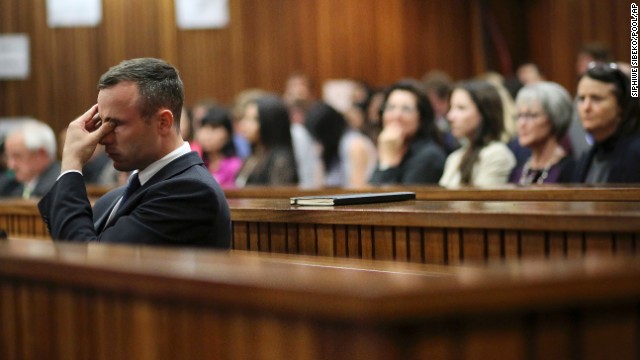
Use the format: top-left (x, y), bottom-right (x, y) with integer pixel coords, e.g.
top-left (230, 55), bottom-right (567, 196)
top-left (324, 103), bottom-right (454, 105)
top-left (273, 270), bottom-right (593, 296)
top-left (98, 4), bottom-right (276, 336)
top-left (0, 34), bottom-right (30, 80)
top-left (46, 0), bottom-right (102, 28)
top-left (175, 0), bottom-right (229, 30)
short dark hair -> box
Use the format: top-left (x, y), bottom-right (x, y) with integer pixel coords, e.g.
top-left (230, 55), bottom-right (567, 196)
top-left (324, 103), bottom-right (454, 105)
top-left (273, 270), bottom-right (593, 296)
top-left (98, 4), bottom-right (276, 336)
top-left (200, 106), bottom-right (237, 157)
top-left (98, 58), bottom-right (184, 129)
top-left (581, 63), bottom-right (640, 136)
top-left (380, 80), bottom-right (439, 143)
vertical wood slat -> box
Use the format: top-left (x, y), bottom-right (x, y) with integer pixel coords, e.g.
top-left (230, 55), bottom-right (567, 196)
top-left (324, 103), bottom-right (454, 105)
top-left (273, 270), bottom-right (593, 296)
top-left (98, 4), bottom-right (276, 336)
top-left (580, 306), bottom-right (638, 360)
top-left (531, 312), bottom-right (573, 360)
top-left (334, 225), bottom-right (348, 258)
top-left (286, 224), bottom-right (298, 254)
top-left (424, 228), bottom-right (445, 265)
top-left (585, 233), bottom-right (615, 257)
top-left (447, 229), bottom-right (462, 266)
top-left (297, 224), bottom-right (317, 256)
top-left (394, 226), bottom-right (408, 262)
top-left (316, 224), bottom-right (335, 257)
top-left (521, 231), bottom-right (547, 259)
top-left (461, 317), bottom-right (527, 360)
top-left (373, 226), bottom-right (394, 261)
top-left (269, 223), bottom-right (287, 254)
top-left (232, 222), bottom-right (248, 250)
top-left (461, 229), bottom-right (486, 264)
top-left (347, 225), bottom-right (361, 259)
top-left (408, 227), bottom-right (425, 264)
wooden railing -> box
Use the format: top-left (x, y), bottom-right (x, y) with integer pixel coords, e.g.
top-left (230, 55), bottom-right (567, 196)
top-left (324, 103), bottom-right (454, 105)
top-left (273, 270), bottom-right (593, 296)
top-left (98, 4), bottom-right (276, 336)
top-left (2, 196), bottom-right (640, 265)
top-left (223, 184), bottom-right (640, 202)
top-left (230, 198), bottom-right (640, 264)
top-left (84, 184), bottom-right (640, 202)
top-left (1, 239), bottom-right (640, 360)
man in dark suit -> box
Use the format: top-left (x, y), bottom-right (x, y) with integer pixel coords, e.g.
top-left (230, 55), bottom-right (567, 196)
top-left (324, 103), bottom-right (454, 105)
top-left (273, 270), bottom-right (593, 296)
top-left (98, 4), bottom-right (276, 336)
top-left (38, 58), bottom-right (231, 248)
top-left (3, 121), bottom-right (61, 198)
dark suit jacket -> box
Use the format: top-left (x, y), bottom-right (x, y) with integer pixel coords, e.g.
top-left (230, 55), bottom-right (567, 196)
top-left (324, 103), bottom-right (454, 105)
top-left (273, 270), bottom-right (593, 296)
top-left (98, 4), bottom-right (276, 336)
top-left (2, 161), bottom-right (61, 198)
top-left (38, 152), bottom-right (231, 248)
top-left (573, 134), bottom-right (640, 183)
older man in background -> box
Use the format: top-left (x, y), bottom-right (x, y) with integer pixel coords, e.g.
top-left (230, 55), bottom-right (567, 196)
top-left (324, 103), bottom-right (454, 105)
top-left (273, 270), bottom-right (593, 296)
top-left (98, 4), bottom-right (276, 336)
top-left (3, 121), bottom-right (60, 198)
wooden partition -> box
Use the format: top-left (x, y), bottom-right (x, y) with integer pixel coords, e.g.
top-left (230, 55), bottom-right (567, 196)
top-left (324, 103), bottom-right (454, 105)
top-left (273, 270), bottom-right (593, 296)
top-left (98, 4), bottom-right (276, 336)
top-left (2, 197), bottom-right (640, 265)
top-left (223, 184), bottom-right (640, 202)
top-left (81, 184), bottom-right (640, 202)
top-left (231, 198), bottom-right (640, 264)
top-left (1, 239), bottom-right (640, 360)
top-left (0, 199), bottom-right (48, 240)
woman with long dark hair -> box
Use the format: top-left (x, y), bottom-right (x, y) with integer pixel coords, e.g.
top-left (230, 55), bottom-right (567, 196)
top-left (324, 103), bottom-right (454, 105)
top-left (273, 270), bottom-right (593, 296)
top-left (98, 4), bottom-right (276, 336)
top-left (235, 95), bottom-right (298, 186)
top-left (439, 80), bottom-right (516, 187)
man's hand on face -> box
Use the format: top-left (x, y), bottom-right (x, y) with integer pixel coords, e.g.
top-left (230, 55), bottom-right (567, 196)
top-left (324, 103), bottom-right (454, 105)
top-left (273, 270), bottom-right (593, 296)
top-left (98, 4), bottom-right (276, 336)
top-left (61, 104), bottom-right (115, 172)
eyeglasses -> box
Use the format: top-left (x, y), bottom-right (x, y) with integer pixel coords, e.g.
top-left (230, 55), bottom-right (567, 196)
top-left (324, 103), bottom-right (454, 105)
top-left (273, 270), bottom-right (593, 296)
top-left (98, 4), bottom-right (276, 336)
top-left (382, 104), bottom-right (417, 115)
top-left (514, 112), bottom-right (544, 122)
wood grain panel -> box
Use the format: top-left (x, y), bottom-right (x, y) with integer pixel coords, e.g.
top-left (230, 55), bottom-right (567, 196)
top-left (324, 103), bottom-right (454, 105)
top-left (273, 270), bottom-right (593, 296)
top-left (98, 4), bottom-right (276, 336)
top-left (1, 0), bottom-right (634, 136)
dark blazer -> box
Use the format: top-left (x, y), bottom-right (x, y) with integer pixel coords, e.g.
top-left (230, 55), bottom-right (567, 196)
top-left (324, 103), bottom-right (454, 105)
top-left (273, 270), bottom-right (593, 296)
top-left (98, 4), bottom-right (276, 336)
top-left (2, 161), bottom-right (61, 198)
top-left (38, 152), bottom-right (231, 248)
top-left (573, 134), bottom-right (640, 183)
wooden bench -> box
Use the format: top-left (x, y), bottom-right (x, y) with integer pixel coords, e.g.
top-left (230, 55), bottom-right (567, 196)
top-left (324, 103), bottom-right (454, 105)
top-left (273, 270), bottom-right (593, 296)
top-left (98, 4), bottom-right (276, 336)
top-left (2, 197), bottom-right (640, 265)
top-left (230, 198), bottom-right (640, 264)
top-left (223, 184), bottom-right (640, 201)
top-left (1, 238), bottom-right (639, 360)
top-left (0, 199), bottom-right (49, 240)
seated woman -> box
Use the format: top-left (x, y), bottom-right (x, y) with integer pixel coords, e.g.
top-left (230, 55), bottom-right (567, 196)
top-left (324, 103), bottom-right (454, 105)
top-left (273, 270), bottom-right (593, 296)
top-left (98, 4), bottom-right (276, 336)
top-left (509, 82), bottom-right (576, 185)
top-left (573, 62), bottom-right (640, 183)
top-left (368, 81), bottom-right (446, 185)
top-left (305, 102), bottom-right (377, 188)
top-left (235, 95), bottom-right (298, 186)
top-left (195, 106), bottom-right (243, 187)
top-left (439, 80), bottom-right (516, 188)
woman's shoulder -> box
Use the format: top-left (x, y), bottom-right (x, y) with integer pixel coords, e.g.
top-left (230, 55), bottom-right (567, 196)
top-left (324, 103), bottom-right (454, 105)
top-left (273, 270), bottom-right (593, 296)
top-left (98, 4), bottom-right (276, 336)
top-left (481, 141), bottom-right (515, 156)
top-left (479, 141), bottom-right (517, 166)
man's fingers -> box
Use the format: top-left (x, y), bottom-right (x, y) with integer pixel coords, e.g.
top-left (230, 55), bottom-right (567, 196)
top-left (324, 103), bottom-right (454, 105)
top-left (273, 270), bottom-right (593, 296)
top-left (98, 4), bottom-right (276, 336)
top-left (89, 120), bottom-right (115, 141)
top-left (80, 104), bottom-right (99, 130)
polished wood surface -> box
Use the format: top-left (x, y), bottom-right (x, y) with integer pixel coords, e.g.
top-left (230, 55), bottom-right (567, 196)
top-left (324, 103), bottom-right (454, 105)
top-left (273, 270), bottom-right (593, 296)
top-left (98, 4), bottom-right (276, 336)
top-left (1, 239), bottom-right (640, 359)
top-left (230, 198), bottom-right (640, 263)
top-left (2, 197), bottom-right (640, 264)
top-left (223, 184), bottom-right (640, 202)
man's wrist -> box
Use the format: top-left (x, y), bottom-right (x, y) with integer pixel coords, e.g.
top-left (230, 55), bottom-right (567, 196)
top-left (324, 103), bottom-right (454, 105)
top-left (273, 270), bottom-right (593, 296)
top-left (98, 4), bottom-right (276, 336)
top-left (61, 158), bottom-right (83, 173)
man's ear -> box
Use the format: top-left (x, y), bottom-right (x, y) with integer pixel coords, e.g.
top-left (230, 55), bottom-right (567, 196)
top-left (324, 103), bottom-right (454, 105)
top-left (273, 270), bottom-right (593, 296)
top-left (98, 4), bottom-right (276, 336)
top-left (156, 109), bottom-right (175, 134)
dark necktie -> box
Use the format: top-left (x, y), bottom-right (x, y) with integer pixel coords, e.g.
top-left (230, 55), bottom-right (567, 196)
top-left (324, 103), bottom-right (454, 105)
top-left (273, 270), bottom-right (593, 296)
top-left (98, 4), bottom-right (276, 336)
top-left (121, 172), bottom-right (141, 204)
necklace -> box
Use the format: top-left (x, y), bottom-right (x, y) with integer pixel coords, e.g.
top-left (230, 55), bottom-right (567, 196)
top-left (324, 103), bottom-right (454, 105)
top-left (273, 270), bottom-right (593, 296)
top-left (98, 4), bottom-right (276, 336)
top-left (518, 160), bottom-right (550, 185)
top-left (518, 146), bottom-right (565, 185)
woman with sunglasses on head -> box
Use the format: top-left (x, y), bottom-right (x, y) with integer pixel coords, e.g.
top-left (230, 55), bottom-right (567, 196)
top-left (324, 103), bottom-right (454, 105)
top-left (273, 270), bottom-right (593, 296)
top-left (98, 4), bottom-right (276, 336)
top-left (509, 82), bottom-right (576, 185)
top-left (573, 62), bottom-right (640, 183)
top-left (439, 80), bottom-right (516, 188)
top-left (368, 81), bottom-right (447, 185)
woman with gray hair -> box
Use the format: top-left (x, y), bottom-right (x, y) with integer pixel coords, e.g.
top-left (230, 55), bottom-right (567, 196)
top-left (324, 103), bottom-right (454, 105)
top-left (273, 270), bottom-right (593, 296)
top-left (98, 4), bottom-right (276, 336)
top-left (509, 81), bottom-right (576, 185)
